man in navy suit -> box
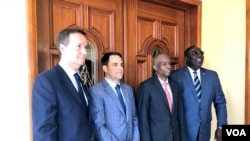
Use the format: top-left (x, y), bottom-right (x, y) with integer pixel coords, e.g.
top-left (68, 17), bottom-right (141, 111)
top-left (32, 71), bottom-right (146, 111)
top-left (88, 52), bottom-right (140, 141)
top-left (170, 45), bottom-right (228, 141)
top-left (32, 28), bottom-right (93, 141)
top-left (137, 53), bottom-right (187, 141)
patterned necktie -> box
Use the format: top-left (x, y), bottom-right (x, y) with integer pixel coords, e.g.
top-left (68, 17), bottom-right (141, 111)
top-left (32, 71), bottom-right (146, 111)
top-left (193, 72), bottom-right (201, 102)
top-left (74, 73), bottom-right (88, 107)
top-left (163, 82), bottom-right (172, 112)
top-left (115, 85), bottom-right (126, 113)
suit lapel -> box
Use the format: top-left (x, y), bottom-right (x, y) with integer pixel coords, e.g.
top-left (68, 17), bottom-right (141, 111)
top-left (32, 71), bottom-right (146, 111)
top-left (183, 67), bottom-right (199, 102)
top-left (120, 84), bottom-right (128, 115)
top-left (55, 64), bottom-right (87, 108)
top-left (200, 68), bottom-right (207, 102)
top-left (152, 76), bottom-right (171, 112)
top-left (102, 79), bottom-right (126, 115)
top-left (81, 84), bottom-right (90, 106)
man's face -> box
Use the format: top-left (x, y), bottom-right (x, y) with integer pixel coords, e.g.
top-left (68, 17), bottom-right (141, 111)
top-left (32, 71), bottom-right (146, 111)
top-left (103, 55), bottom-right (124, 83)
top-left (60, 33), bottom-right (88, 71)
top-left (185, 47), bottom-right (204, 71)
top-left (153, 54), bottom-right (172, 80)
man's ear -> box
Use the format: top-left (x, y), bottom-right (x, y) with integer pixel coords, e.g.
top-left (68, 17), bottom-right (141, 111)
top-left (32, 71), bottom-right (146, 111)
top-left (59, 44), bottom-right (66, 55)
top-left (102, 65), bottom-right (107, 73)
top-left (153, 64), bottom-right (157, 71)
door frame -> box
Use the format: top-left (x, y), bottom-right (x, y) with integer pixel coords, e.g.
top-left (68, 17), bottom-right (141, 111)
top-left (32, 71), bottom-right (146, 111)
top-left (27, 0), bottom-right (38, 140)
top-left (245, 0), bottom-right (250, 124)
top-left (26, 0), bottom-right (202, 140)
top-left (27, 0), bottom-right (250, 135)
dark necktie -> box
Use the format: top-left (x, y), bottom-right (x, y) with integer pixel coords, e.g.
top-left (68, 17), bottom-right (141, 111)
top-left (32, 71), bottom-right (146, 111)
top-left (193, 72), bottom-right (201, 102)
top-left (74, 73), bottom-right (87, 106)
top-left (115, 85), bottom-right (126, 113)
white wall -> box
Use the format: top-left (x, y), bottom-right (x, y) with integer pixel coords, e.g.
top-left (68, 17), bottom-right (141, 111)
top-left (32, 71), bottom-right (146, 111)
top-left (0, 0), bottom-right (30, 141)
top-left (202, 0), bottom-right (246, 140)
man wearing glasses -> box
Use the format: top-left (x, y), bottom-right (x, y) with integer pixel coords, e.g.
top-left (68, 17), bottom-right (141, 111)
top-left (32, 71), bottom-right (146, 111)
top-left (170, 45), bottom-right (228, 141)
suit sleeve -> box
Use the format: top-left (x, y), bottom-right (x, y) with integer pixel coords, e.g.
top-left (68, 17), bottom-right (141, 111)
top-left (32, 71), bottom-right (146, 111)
top-left (32, 75), bottom-right (57, 141)
top-left (128, 86), bottom-right (140, 141)
top-left (213, 72), bottom-right (228, 127)
top-left (88, 87), bottom-right (118, 141)
top-left (137, 83), bottom-right (151, 141)
top-left (175, 82), bottom-right (188, 141)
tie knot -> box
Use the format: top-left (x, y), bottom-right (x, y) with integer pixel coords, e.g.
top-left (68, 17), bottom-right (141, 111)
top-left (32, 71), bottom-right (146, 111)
top-left (163, 82), bottom-right (168, 86)
top-left (74, 73), bottom-right (83, 85)
top-left (74, 73), bottom-right (78, 77)
top-left (193, 71), bottom-right (198, 76)
top-left (74, 73), bottom-right (80, 79)
top-left (115, 84), bottom-right (121, 90)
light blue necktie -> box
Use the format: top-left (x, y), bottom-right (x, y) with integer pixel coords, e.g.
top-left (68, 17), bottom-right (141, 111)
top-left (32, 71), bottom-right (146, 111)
top-left (115, 85), bottom-right (126, 113)
top-left (193, 72), bottom-right (201, 102)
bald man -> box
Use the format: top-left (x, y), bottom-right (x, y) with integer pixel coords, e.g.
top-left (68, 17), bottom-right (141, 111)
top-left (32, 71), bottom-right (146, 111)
top-left (137, 53), bottom-right (187, 141)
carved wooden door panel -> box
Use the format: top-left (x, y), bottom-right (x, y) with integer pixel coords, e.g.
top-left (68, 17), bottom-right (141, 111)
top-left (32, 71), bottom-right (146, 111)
top-left (36, 0), bottom-right (200, 91)
top-left (125, 0), bottom-right (189, 93)
top-left (37, 0), bottom-right (123, 86)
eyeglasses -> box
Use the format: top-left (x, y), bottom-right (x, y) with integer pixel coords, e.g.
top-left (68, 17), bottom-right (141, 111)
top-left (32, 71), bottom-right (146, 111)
top-left (191, 50), bottom-right (204, 56)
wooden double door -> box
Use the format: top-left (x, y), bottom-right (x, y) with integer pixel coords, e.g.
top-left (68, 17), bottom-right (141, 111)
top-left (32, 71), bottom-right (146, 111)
top-left (37, 0), bottom-right (201, 93)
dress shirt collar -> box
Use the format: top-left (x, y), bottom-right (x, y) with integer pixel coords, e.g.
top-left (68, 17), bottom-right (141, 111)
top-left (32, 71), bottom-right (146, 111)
top-left (158, 77), bottom-right (169, 85)
top-left (187, 66), bottom-right (201, 80)
top-left (105, 77), bottom-right (122, 95)
top-left (187, 66), bottom-right (200, 75)
top-left (105, 77), bottom-right (120, 88)
top-left (59, 61), bottom-right (79, 78)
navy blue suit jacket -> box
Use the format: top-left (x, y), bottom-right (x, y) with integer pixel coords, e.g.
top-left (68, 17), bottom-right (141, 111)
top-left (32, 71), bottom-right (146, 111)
top-left (32, 64), bottom-right (92, 141)
top-left (170, 67), bottom-right (227, 141)
top-left (137, 75), bottom-right (187, 141)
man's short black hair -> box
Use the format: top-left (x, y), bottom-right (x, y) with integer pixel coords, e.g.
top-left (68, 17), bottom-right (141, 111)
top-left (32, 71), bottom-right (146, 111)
top-left (101, 52), bottom-right (122, 66)
top-left (184, 45), bottom-right (199, 57)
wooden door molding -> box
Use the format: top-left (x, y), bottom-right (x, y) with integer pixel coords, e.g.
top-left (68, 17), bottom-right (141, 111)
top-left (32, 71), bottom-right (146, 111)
top-left (27, 0), bottom-right (201, 140)
top-left (27, 0), bottom-right (250, 136)
top-left (143, 0), bottom-right (202, 46)
top-left (140, 38), bottom-right (170, 55)
top-left (86, 30), bottom-right (108, 81)
top-left (27, 0), bottom-right (38, 140)
top-left (124, 0), bottom-right (201, 92)
top-left (36, 0), bottom-right (123, 84)
top-left (246, 0), bottom-right (250, 124)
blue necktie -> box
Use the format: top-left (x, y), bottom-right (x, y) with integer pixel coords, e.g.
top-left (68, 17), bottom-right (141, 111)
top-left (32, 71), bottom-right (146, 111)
top-left (74, 73), bottom-right (87, 107)
top-left (193, 72), bottom-right (201, 102)
top-left (115, 85), bottom-right (126, 113)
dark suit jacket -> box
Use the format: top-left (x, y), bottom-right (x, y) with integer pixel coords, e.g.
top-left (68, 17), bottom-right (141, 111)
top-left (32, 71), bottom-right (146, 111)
top-left (170, 67), bottom-right (227, 141)
top-left (32, 64), bottom-right (92, 141)
top-left (137, 75), bottom-right (187, 141)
